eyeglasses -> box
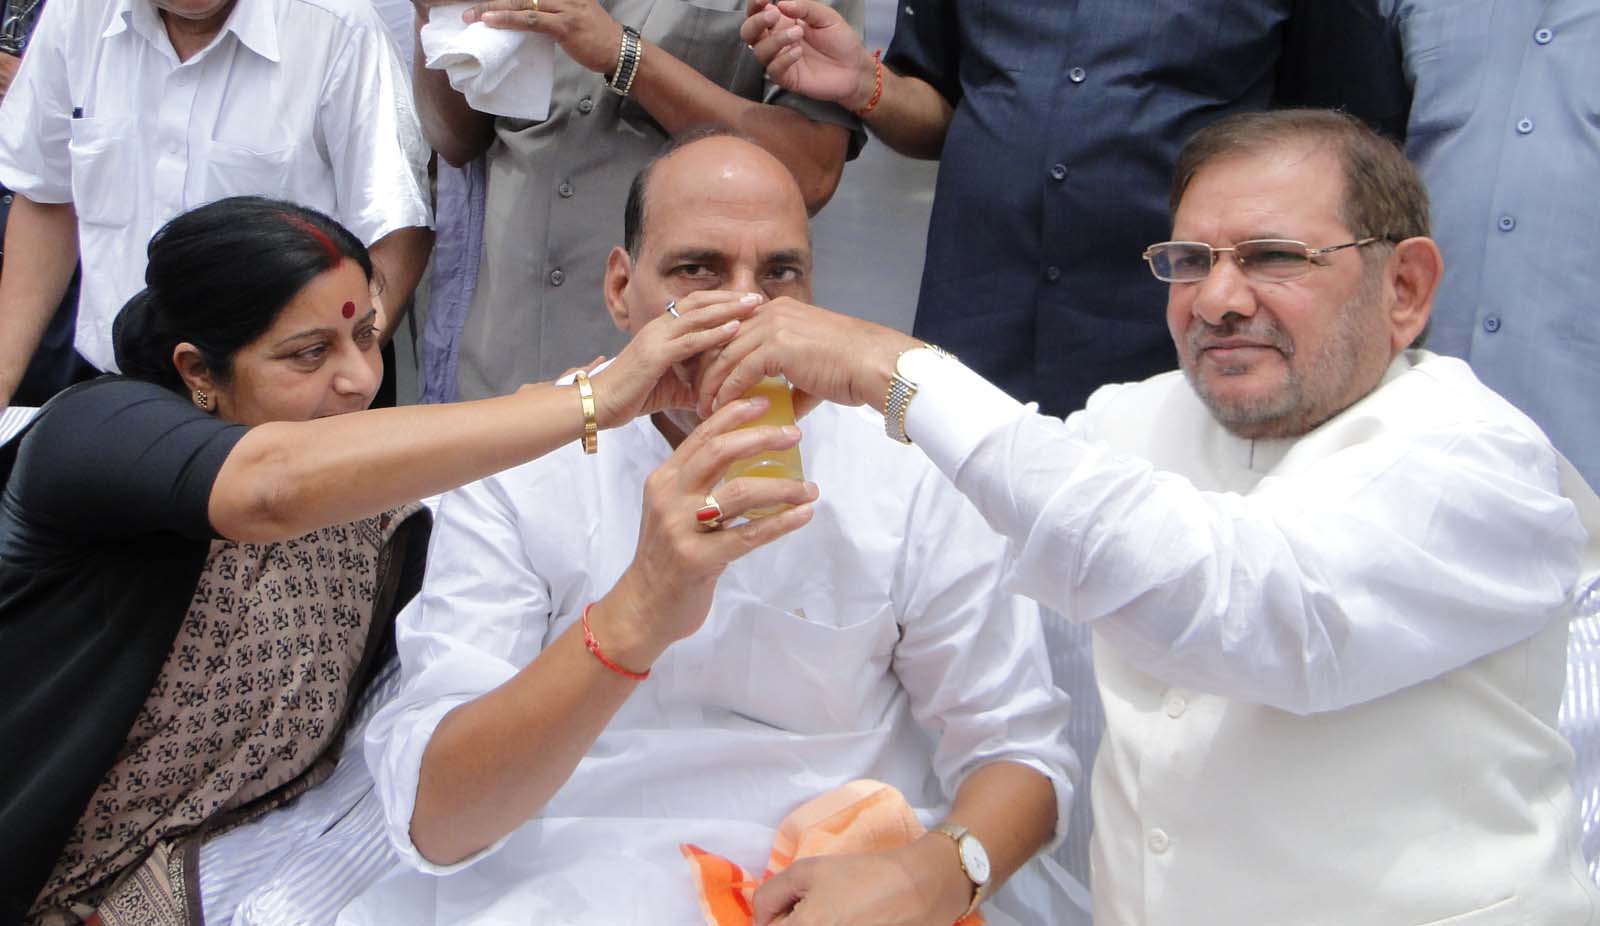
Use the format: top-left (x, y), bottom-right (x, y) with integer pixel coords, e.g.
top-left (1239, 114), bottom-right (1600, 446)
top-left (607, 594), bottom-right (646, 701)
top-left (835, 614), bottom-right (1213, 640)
top-left (1142, 237), bottom-right (1390, 284)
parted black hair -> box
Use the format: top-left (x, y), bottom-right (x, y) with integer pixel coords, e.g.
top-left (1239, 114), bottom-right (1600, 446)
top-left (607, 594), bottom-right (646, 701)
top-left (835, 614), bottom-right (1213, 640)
top-left (112, 196), bottom-right (373, 394)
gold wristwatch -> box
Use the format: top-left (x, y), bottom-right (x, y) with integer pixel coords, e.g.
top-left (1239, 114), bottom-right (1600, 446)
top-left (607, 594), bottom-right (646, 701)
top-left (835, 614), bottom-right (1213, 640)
top-left (883, 344), bottom-right (954, 444)
top-left (931, 822), bottom-right (991, 919)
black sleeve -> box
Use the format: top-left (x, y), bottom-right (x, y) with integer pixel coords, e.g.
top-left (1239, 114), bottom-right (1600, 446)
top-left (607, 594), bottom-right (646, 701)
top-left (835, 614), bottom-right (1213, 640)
top-left (1276, 0), bottom-right (1412, 142)
top-left (7, 378), bottom-right (248, 542)
top-left (883, 0), bottom-right (963, 106)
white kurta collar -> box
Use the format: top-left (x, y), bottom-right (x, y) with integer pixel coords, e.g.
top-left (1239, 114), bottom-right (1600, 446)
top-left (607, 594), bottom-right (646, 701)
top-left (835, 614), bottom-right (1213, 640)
top-left (104, 0), bottom-right (279, 64)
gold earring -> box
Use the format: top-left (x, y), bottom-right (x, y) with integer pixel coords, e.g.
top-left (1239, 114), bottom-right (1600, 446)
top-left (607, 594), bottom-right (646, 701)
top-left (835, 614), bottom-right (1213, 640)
top-left (193, 389), bottom-right (211, 411)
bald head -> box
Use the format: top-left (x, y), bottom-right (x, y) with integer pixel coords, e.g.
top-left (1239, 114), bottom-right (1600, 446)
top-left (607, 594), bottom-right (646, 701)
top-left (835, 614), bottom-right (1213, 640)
top-left (604, 130), bottom-right (814, 342)
top-left (624, 131), bottom-right (809, 258)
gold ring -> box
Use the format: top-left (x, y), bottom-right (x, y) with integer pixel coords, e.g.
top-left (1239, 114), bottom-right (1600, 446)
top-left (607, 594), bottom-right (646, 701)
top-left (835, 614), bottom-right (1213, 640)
top-left (694, 493), bottom-right (725, 531)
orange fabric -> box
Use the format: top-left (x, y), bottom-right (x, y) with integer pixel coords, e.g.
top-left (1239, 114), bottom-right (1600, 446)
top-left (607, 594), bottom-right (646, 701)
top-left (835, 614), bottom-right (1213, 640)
top-left (683, 779), bottom-right (984, 926)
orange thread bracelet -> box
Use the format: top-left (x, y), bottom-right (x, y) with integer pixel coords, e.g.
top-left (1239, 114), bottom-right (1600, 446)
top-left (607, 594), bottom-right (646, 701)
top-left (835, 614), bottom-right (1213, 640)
top-left (855, 49), bottom-right (884, 116)
top-left (582, 602), bottom-right (651, 681)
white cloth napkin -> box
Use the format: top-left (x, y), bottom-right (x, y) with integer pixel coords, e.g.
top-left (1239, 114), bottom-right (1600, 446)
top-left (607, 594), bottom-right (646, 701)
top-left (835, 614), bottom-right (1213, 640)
top-left (419, 2), bottom-right (555, 121)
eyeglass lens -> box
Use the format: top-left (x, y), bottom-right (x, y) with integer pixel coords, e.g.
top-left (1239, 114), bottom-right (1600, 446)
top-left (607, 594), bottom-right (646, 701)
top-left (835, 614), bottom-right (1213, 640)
top-left (1148, 241), bottom-right (1313, 283)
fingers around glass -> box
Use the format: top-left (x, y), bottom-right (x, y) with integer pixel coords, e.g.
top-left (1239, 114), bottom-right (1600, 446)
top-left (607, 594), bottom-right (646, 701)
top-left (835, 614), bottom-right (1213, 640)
top-left (695, 493), bottom-right (725, 531)
top-left (694, 477), bottom-right (817, 533)
top-left (682, 419), bottom-right (800, 489)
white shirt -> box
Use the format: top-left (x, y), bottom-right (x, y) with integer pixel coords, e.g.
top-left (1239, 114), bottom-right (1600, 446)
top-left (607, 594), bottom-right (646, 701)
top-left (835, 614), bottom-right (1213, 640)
top-left (905, 350), bottom-right (1600, 923)
top-left (0, 0), bottom-right (431, 371)
top-left (348, 403), bottom-right (1087, 926)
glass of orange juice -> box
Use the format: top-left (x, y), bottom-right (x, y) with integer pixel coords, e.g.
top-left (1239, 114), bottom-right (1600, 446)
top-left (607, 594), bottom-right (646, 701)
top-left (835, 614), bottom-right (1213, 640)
top-left (722, 376), bottom-right (805, 518)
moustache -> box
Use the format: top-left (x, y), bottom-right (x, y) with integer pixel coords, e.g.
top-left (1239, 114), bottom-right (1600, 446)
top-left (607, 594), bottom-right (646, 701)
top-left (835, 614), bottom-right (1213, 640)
top-left (1189, 316), bottom-right (1294, 357)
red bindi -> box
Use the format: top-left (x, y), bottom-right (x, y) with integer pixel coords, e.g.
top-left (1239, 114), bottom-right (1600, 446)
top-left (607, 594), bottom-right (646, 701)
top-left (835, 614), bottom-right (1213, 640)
top-left (342, 301), bottom-right (355, 319)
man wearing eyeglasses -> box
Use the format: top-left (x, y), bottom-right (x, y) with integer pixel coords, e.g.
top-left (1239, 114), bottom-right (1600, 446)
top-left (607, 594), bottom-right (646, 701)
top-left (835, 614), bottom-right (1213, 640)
top-left (697, 109), bottom-right (1600, 924)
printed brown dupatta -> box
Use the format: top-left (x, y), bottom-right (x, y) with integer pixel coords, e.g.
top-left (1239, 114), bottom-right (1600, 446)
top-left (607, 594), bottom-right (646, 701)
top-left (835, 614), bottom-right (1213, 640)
top-left (27, 505), bottom-right (425, 926)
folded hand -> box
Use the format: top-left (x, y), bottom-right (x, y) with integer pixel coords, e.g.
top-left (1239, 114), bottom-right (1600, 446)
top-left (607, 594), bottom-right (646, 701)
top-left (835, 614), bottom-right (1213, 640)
top-left (752, 841), bottom-right (972, 926)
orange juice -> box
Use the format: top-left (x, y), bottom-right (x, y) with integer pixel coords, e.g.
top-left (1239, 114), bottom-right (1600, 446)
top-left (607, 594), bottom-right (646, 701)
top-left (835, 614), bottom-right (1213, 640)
top-left (723, 376), bottom-right (805, 518)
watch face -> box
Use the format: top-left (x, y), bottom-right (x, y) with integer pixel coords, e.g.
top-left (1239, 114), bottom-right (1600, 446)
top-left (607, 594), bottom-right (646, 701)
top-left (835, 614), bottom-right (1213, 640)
top-left (960, 836), bottom-right (991, 884)
top-left (897, 346), bottom-right (941, 383)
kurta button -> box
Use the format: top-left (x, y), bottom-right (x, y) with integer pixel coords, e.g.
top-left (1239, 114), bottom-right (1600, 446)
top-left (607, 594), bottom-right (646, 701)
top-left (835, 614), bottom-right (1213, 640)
top-left (1045, 265), bottom-right (1062, 282)
top-left (1516, 118), bottom-right (1534, 134)
top-left (1050, 163), bottom-right (1068, 181)
top-left (1534, 27), bottom-right (1553, 44)
top-left (1147, 829), bottom-right (1170, 854)
top-left (577, 97), bottom-right (595, 113)
top-left (1164, 693), bottom-right (1187, 718)
top-left (2, 194), bottom-right (11, 205)
top-left (558, 180), bottom-right (574, 198)
top-left (549, 268), bottom-right (566, 286)
top-left (1497, 215), bottom-right (1515, 232)
top-left (1068, 67), bottom-right (1087, 83)
top-left (1483, 315), bottom-right (1501, 333)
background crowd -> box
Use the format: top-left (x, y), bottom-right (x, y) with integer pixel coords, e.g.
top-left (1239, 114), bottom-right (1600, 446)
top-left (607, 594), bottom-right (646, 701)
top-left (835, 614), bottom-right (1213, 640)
top-left (0, 0), bottom-right (1597, 924)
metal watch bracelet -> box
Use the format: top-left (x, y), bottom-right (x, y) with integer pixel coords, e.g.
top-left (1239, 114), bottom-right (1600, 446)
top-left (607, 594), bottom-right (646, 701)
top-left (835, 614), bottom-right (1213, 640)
top-left (884, 344), bottom-right (953, 444)
top-left (607, 25), bottom-right (642, 96)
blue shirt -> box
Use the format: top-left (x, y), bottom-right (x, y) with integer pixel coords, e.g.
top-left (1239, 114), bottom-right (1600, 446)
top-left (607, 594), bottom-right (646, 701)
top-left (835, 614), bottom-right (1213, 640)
top-left (1394, 0), bottom-right (1600, 488)
top-left (887, 0), bottom-right (1411, 416)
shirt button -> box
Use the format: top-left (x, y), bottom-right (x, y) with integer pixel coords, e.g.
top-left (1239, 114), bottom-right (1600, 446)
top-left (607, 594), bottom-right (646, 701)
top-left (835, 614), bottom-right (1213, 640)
top-left (558, 180), bottom-right (574, 198)
top-left (1483, 315), bottom-right (1501, 333)
top-left (1045, 265), bottom-right (1062, 282)
top-left (1, 193), bottom-right (11, 205)
top-left (1049, 162), bottom-right (1068, 181)
top-left (1534, 27), bottom-right (1554, 45)
top-left (549, 268), bottom-right (566, 286)
top-left (1068, 66), bottom-right (1087, 83)
top-left (1147, 829), bottom-right (1171, 854)
top-left (1497, 215), bottom-right (1516, 232)
top-left (577, 97), bottom-right (595, 114)
top-left (1164, 693), bottom-right (1188, 718)
top-left (1516, 117), bottom-right (1534, 135)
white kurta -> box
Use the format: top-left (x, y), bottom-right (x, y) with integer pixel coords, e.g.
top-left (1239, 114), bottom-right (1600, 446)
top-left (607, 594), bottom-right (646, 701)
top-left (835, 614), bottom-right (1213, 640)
top-left (0, 0), bottom-right (430, 371)
top-left (347, 403), bottom-right (1087, 926)
top-left (905, 349), bottom-right (1600, 924)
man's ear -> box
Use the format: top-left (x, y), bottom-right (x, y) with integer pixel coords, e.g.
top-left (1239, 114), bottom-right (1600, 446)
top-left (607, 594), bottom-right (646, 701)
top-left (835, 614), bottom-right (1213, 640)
top-left (1386, 236), bottom-right (1441, 352)
top-left (171, 343), bottom-right (218, 396)
top-left (603, 246), bottom-right (635, 334)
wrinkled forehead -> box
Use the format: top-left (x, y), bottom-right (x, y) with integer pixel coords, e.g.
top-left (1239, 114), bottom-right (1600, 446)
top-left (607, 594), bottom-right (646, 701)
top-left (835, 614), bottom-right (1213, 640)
top-left (641, 199), bottom-right (812, 273)
top-left (1174, 145), bottom-right (1349, 240)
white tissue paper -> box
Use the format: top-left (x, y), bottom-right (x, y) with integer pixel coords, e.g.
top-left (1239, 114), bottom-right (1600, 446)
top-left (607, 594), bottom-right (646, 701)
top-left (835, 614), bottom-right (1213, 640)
top-left (419, 2), bottom-right (556, 121)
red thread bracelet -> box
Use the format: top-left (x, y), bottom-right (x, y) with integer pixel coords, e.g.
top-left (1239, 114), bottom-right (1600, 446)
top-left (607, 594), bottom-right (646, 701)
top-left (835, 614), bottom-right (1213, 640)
top-left (582, 603), bottom-right (651, 681)
top-left (855, 49), bottom-right (884, 116)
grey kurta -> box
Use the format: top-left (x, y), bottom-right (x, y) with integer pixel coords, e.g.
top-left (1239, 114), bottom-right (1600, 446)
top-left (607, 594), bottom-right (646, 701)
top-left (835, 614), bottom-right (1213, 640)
top-left (455, 0), bottom-right (862, 399)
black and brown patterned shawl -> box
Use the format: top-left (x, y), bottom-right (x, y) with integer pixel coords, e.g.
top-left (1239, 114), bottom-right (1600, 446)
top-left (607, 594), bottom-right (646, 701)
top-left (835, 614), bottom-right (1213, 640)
top-left (28, 504), bottom-right (425, 926)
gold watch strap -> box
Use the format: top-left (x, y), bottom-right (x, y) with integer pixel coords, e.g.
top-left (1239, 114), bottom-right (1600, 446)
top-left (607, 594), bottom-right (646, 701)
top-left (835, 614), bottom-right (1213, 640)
top-left (930, 822), bottom-right (986, 920)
